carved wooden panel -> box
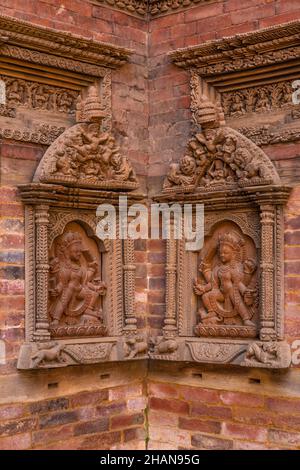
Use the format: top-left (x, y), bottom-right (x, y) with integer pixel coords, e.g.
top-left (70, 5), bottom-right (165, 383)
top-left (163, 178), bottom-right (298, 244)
top-left (154, 91), bottom-right (291, 368)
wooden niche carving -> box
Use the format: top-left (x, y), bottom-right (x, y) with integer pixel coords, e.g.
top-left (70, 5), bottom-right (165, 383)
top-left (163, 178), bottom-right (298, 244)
top-left (153, 96), bottom-right (292, 369)
top-left (17, 76), bottom-right (144, 370)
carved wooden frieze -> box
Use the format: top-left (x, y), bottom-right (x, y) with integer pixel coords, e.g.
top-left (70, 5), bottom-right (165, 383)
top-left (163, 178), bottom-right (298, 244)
top-left (154, 92), bottom-right (291, 369)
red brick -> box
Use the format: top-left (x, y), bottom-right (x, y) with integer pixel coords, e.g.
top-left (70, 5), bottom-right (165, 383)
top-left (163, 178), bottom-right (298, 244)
top-left (225, 0), bottom-right (275, 11)
top-left (148, 291), bottom-right (165, 303)
top-left (149, 264), bottom-right (165, 277)
top-left (267, 397), bottom-right (300, 415)
top-left (0, 417), bottom-right (37, 437)
top-left (268, 429), bottom-right (300, 446)
top-left (220, 391), bottom-right (264, 408)
top-left (222, 422), bottom-right (267, 442)
top-left (216, 20), bottom-right (258, 38)
top-left (74, 418), bottom-right (109, 436)
top-left (29, 397), bottom-right (69, 414)
top-left (149, 304), bottom-right (165, 315)
top-left (95, 402), bottom-right (127, 418)
top-left (0, 432), bottom-right (31, 450)
top-left (191, 403), bottom-right (232, 420)
top-left (232, 407), bottom-right (273, 426)
top-left (0, 142), bottom-right (44, 160)
top-left (231, 3), bottom-right (275, 24)
top-left (272, 414), bottom-right (300, 432)
top-left (179, 417), bottom-right (221, 434)
top-left (0, 404), bottom-right (28, 421)
top-left (195, 14), bottom-right (232, 34)
top-left (150, 12), bottom-right (185, 31)
top-left (123, 426), bottom-right (145, 442)
top-left (185, 2), bottom-right (224, 22)
top-left (285, 231), bottom-right (300, 247)
top-left (149, 382), bottom-right (179, 399)
top-left (78, 431), bottom-right (122, 450)
top-left (149, 397), bottom-right (189, 415)
top-left (0, 234), bottom-right (24, 250)
top-left (32, 423), bottom-right (74, 447)
top-left (260, 11), bottom-right (300, 28)
top-left (277, 0), bottom-right (300, 14)
top-left (111, 413), bottom-right (144, 430)
top-left (191, 434), bottom-right (233, 450)
top-left (69, 390), bottom-right (109, 408)
top-left (180, 386), bottom-right (220, 404)
top-left (39, 411), bottom-right (79, 429)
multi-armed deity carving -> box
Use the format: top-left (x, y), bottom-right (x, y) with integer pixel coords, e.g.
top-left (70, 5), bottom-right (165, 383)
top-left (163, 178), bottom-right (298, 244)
top-left (48, 230), bottom-right (107, 338)
top-left (194, 230), bottom-right (258, 338)
top-left (34, 85), bottom-right (138, 190)
top-left (163, 96), bottom-right (279, 192)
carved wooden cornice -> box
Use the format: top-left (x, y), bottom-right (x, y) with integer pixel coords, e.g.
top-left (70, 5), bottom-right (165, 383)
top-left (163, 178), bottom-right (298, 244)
top-left (170, 20), bottom-right (300, 71)
top-left (0, 13), bottom-right (132, 73)
top-left (170, 20), bottom-right (300, 85)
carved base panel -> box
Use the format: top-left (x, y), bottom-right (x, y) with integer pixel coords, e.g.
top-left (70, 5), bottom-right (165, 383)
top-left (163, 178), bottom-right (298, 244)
top-left (150, 338), bottom-right (291, 369)
top-left (17, 337), bottom-right (148, 370)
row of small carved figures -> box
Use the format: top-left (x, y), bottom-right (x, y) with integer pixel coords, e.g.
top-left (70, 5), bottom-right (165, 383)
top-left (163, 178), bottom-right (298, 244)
top-left (0, 76), bottom-right (78, 114)
top-left (222, 82), bottom-right (293, 116)
top-left (30, 336), bottom-right (280, 367)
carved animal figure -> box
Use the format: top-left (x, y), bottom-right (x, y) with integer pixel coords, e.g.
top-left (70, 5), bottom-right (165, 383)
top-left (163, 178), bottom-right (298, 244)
top-left (125, 335), bottom-right (148, 359)
top-left (150, 336), bottom-right (178, 354)
top-left (31, 342), bottom-right (65, 368)
top-left (245, 342), bottom-right (278, 365)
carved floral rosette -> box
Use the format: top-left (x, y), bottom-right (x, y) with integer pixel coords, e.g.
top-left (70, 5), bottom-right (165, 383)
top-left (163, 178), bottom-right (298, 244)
top-left (155, 94), bottom-right (292, 369)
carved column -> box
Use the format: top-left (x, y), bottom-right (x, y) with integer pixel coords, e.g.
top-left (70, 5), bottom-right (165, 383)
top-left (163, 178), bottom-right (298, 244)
top-left (259, 204), bottom-right (276, 341)
top-left (163, 238), bottom-right (177, 337)
top-left (34, 205), bottom-right (51, 341)
top-left (123, 239), bottom-right (137, 333)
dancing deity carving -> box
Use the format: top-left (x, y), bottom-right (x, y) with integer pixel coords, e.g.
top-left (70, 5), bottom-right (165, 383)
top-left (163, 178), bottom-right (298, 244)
top-left (48, 231), bottom-right (107, 337)
top-left (194, 231), bottom-right (258, 338)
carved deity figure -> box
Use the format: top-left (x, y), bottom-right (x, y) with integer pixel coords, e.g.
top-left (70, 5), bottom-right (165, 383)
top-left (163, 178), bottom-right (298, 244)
top-left (194, 232), bottom-right (257, 327)
top-left (162, 96), bottom-right (277, 192)
top-left (7, 80), bottom-right (24, 106)
top-left (48, 231), bottom-right (106, 328)
top-left (230, 93), bottom-right (246, 116)
top-left (163, 155), bottom-right (197, 189)
top-left (57, 91), bottom-right (74, 113)
top-left (49, 122), bottom-right (138, 187)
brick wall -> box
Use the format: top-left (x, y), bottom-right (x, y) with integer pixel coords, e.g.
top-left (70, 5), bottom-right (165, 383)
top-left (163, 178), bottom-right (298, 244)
top-left (1, 0), bottom-right (300, 450)
top-left (0, 0), bottom-right (149, 450)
